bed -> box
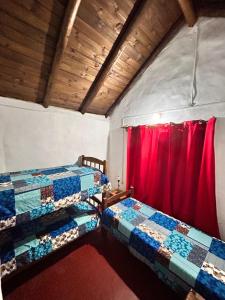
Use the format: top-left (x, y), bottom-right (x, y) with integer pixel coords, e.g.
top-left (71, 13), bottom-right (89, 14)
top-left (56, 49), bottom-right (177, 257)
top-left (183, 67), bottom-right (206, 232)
top-left (0, 200), bottom-right (99, 279)
top-left (0, 156), bottom-right (109, 279)
top-left (0, 156), bottom-right (109, 231)
top-left (102, 197), bottom-right (225, 300)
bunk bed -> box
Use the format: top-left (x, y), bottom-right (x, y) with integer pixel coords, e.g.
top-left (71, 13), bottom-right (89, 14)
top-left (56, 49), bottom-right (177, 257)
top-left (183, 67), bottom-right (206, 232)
top-left (0, 156), bottom-right (109, 279)
top-left (102, 197), bottom-right (225, 300)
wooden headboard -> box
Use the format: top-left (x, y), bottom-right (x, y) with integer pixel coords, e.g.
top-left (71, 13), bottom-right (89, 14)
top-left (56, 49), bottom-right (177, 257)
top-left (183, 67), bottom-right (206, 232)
top-left (81, 155), bottom-right (107, 174)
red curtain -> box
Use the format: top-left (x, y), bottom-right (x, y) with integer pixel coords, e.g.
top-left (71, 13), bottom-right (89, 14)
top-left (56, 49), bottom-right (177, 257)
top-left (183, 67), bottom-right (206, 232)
top-left (127, 117), bottom-right (220, 238)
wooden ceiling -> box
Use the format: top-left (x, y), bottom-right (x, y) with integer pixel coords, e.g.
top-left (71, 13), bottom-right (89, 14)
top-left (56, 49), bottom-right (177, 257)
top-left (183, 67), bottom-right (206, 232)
top-left (0, 0), bottom-right (224, 116)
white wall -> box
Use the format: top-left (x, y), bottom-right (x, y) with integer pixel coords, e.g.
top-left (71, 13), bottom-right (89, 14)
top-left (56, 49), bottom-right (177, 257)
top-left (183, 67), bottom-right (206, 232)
top-left (0, 97), bottom-right (109, 172)
top-left (108, 17), bottom-right (225, 239)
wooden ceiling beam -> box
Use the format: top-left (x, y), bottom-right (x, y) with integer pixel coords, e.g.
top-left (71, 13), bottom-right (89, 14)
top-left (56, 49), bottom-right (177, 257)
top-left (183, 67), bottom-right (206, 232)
top-left (177, 0), bottom-right (197, 26)
top-left (42, 0), bottom-right (81, 108)
top-left (78, 0), bottom-right (147, 114)
top-left (105, 17), bottom-right (184, 117)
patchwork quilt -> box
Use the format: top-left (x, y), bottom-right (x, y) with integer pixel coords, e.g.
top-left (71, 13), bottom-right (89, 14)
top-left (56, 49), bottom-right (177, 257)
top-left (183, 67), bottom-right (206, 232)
top-left (0, 201), bottom-right (99, 278)
top-left (102, 198), bottom-right (225, 300)
top-left (0, 164), bottom-right (109, 231)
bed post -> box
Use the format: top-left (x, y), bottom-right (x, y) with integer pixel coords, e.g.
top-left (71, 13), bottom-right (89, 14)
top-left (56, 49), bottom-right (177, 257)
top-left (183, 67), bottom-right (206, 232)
top-left (81, 155), bottom-right (85, 166)
top-left (103, 160), bottom-right (107, 175)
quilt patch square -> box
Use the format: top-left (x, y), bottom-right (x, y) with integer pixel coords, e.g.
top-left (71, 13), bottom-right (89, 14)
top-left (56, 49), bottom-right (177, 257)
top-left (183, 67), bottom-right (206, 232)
top-left (0, 175), bottom-right (11, 183)
top-left (164, 231), bottom-right (193, 258)
top-left (121, 198), bottom-right (137, 208)
top-left (15, 236), bottom-right (39, 256)
top-left (130, 228), bottom-right (160, 263)
top-left (15, 189), bottom-right (41, 214)
top-left (25, 176), bottom-right (52, 188)
top-left (53, 176), bottom-right (81, 201)
top-left (187, 244), bottom-right (208, 268)
top-left (85, 218), bottom-right (98, 232)
top-left (13, 180), bottom-right (27, 189)
top-left (118, 219), bottom-right (135, 239)
top-left (41, 167), bottom-right (67, 176)
top-left (209, 239), bottom-right (225, 260)
top-left (102, 208), bottom-right (116, 228)
top-left (28, 241), bottom-right (52, 261)
top-left (169, 253), bottom-right (200, 287)
top-left (130, 214), bottom-right (146, 226)
top-left (49, 218), bottom-right (77, 238)
top-left (10, 175), bottom-right (32, 182)
top-left (74, 214), bottom-right (91, 226)
top-left (150, 212), bottom-right (179, 231)
top-left (0, 182), bottom-right (14, 192)
top-left (30, 203), bottom-right (54, 219)
top-left (205, 252), bottom-right (225, 270)
top-left (176, 223), bottom-right (190, 235)
top-left (120, 208), bottom-right (138, 222)
top-left (195, 270), bottom-right (225, 300)
top-left (41, 186), bottom-right (54, 203)
top-left (88, 186), bottom-right (100, 197)
top-left (187, 228), bottom-right (212, 248)
top-left (72, 167), bottom-right (93, 176)
top-left (0, 189), bottom-right (15, 219)
top-left (139, 205), bottom-right (156, 218)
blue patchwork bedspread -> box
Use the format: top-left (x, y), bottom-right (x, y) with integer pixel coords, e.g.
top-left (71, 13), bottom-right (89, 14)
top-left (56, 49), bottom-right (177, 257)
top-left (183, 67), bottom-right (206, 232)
top-left (0, 200), bottom-right (99, 278)
top-left (102, 198), bottom-right (225, 300)
top-left (0, 164), bottom-right (109, 231)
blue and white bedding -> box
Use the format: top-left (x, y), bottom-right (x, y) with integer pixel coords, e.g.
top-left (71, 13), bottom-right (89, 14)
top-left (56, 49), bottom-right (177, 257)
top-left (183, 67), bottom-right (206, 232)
top-left (0, 164), bottom-right (109, 231)
top-left (0, 201), bottom-right (99, 278)
top-left (102, 198), bottom-right (225, 300)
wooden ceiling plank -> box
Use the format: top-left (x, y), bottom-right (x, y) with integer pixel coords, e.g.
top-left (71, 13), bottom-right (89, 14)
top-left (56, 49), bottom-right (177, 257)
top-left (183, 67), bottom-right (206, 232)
top-left (105, 17), bottom-right (184, 117)
top-left (75, 17), bottom-right (113, 51)
top-left (0, 23), bottom-right (54, 60)
top-left (0, 11), bottom-right (56, 49)
top-left (42, 0), bottom-right (82, 108)
top-left (0, 35), bottom-right (52, 66)
top-left (177, 0), bottom-right (197, 26)
top-left (1, 0), bottom-right (58, 38)
top-left (79, 0), bottom-right (147, 114)
top-left (0, 64), bottom-right (46, 90)
top-left (77, 1), bottom-right (119, 44)
top-left (36, 0), bottom-right (66, 19)
top-left (0, 46), bottom-right (49, 78)
top-left (15, 0), bottom-right (63, 28)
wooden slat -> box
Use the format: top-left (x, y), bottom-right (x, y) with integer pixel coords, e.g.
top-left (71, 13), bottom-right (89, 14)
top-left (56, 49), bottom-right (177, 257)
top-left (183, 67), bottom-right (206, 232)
top-left (42, 0), bottom-right (82, 107)
top-left (105, 17), bottom-right (184, 117)
top-left (177, 0), bottom-right (197, 26)
top-left (79, 0), bottom-right (147, 114)
top-left (0, 0), bottom-right (59, 38)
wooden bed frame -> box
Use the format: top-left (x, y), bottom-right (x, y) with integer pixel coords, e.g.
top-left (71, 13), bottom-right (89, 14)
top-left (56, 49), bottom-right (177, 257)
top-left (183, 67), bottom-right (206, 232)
top-left (81, 155), bottom-right (107, 174)
top-left (102, 187), bottom-right (134, 210)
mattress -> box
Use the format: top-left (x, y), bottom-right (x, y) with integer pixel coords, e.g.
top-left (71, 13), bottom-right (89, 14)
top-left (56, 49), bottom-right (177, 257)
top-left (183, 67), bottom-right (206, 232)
top-left (0, 164), bottom-right (109, 231)
top-left (0, 200), bottom-right (99, 278)
top-left (102, 198), bottom-right (225, 300)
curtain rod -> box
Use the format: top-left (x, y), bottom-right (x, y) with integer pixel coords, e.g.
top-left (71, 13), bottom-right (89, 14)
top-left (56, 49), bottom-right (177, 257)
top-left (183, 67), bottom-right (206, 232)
top-left (122, 119), bottom-right (208, 129)
top-left (121, 100), bottom-right (225, 128)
